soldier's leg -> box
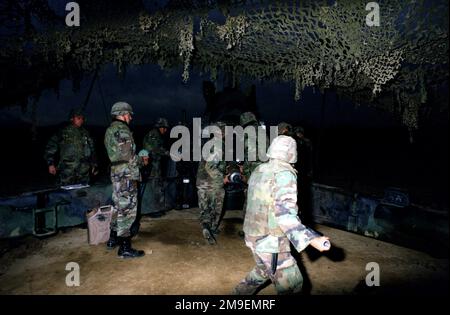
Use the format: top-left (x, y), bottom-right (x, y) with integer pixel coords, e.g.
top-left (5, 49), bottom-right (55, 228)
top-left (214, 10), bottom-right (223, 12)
top-left (114, 177), bottom-right (144, 258)
top-left (77, 162), bottom-right (91, 184)
top-left (232, 252), bottom-right (270, 295)
top-left (211, 187), bottom-right (225, 232)
top-left (197, 184), bottom-right (212, 227)
top-left (270, 252), bottom-right (303, 295)
top-left (59, 161), bottom-right (75, 185)
top-left (115, 177), bottom-right (138, 238)
top-left (197, 184), bottom-right (217, 244)
top-left (107, 175), bottom-right (120, 249)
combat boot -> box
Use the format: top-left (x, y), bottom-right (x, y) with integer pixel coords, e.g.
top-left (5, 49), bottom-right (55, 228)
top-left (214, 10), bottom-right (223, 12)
top-left (202, 223), bottom-right (216, 245)
top-left (117, 237), bottom-right (145, 258)
top-left (106, 230), bottom-right (118, 250)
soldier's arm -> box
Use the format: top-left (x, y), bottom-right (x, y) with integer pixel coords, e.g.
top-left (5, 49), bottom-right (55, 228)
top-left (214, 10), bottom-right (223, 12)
top-left (87, 133), bottom-right (98, 168)
top-left (273, 170), bottom-right (317, 252)
top-left (44, 131), bottom-right (61, 166)
top-left (106, 128), bottom-right (135, 162)
top-left (142, 132), bottom-right (151, 153)
top-left (204, 159), bottom-right (224, 179)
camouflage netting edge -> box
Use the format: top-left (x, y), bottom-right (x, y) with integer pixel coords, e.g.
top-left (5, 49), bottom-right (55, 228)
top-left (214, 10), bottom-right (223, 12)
top-left (0, 0), bottom-right (448, 130)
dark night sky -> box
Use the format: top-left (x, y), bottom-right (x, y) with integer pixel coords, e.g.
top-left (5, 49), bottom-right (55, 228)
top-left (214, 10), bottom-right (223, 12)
top-left (0, 62), bottom-right (399, 128)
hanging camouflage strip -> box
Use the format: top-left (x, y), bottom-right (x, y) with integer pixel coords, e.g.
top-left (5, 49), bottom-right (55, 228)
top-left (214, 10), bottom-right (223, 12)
top-left (0, 0), bottom-right (448, 129)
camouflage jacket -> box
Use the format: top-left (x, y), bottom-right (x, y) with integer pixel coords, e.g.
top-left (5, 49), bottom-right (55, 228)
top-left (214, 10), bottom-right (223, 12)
top-left (243, 159), bottom-right (318, 253)
top-left (196, 140), bottom-right (226, 188)
top-left (242, 124), bottom-right (270, 179)
top-left (143, 128), bottom-right (168, 159)
top-left (44, 124), bottom-right (97, 167)
top-left (104, 119), bottom-right (141, 180)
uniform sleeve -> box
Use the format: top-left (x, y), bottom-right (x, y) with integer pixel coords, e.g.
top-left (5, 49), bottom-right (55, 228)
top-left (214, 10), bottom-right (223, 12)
top-left (273, 170), bottom-right (317, 252)
top-left (44, 130), bottom-right (61, 166)
top-left (204, 142), bottom-right (225, 180)
top-left (87, 132), bottom-right (97, 167)
top-left (105, 128), bottom-right (135, 163)
top-left (204, 160), bottom-right (224, 179)
top-left (243, 134), bottom-right (256, 178)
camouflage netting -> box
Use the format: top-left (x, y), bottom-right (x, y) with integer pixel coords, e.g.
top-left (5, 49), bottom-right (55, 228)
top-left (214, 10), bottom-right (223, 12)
top-left (0, 0), bottom-right (448, 130)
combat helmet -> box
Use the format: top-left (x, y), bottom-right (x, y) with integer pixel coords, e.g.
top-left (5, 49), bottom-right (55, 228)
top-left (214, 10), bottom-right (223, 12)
top-left (293, 126), bottom-right (305, 136)
top-left (239, 112), bottom-right (257, 126)
top-left (277, 122), bottom-right (292, 135)
top-left (155, 117), bottom-right (169, 128)
top-left (267, 135), bottom-right (297, 164)
top-left (69, 108), bottom-right (85, 119)
top-left (111, 102), bottom-right (133, 116)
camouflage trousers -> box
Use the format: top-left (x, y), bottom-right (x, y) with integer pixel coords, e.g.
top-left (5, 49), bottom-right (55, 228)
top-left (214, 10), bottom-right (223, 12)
top-left (232, 251), bottom-right (303, 295)
top-left (58, 161), bottom-right (90, 185)
top-left (110, 173), bottom-right (138, 237)
top-left (197, 182), bottom-right (225, 230)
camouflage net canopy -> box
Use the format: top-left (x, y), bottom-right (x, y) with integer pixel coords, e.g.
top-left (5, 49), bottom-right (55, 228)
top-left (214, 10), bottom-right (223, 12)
top-left (0, 0), bottom-right (448, 130)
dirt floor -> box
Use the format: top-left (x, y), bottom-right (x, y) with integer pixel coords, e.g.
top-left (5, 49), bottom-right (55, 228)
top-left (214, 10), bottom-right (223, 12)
top-left (0, 208), bottom-right (448, 295)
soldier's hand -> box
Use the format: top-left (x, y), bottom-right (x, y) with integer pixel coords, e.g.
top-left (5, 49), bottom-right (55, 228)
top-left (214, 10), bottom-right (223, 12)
top-left (310, 236), bottom-right (331, 252)
top-left (48, 165), bottom-right (57, 175)
top-left (223, 175), bottom-right (230, 184)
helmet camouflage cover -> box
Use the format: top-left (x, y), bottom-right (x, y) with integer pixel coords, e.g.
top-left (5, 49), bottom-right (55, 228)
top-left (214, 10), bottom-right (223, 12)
top-left (69, 108), bottom-right (85, 119)
top-left (111, 101), bottom-right (133, 116)
top-left (277, 122), bottom-right (292, 133)
top-left (293, 126), bottom-right (305, 135)
top-left (155, 117), bottom-right (169, 128)
top-left (239, 112), bottom-right (257, 126)
top-left (267, 135), bottom-right (297, 164)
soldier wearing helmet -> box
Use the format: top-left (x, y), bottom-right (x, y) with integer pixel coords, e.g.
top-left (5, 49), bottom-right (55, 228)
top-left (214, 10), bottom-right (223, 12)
top-left (277, 122), bottom-right (293, 136)
top-left (104, 102), bottom-right (147, 258)
top-left (44, 108), bottom-right (97, 185)
top-left (233, 135), bottom-right (330, 295)
top-left (238, 111), bottom-right (270, 238)
top-left (293, 125), bottom-right (314, 225)
top-left (196, 121), bottom-right (228, 245)
top-left (143, 117), bottom-right (170, 178)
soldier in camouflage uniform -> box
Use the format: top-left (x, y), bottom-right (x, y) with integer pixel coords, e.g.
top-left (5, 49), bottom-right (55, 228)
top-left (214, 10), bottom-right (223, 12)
top-left (44, 108), bottom-right (97, 186)
top-left (293, 126), bottom-right (314, 225)
top-left (143, 117), bottom-right (170, 178)
top-left (143, 118), bottom-right (170, 216)
top-left (239, 112), bottom-right (269, 181)
top-left (232, 135), bottom-right (330, 295)
top-left (196, 121), bottom-right (227, 245)
top-left (104, 102), bottom-right (146, 259)
top-left (238, 112), bottom-right (270, 237)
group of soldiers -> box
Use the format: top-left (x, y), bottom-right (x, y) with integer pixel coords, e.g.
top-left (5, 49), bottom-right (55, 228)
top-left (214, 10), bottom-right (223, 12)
top-left (44, 103), bottom-right (330, 294)
top-left (44, 102), bottom-right (169, 258)
top-left (194, 111), bottom-right (330, 294)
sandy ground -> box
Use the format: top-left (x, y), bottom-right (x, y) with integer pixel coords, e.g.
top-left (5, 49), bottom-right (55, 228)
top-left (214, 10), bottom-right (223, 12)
top-left (0, 208), bottom-right (448, 295)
